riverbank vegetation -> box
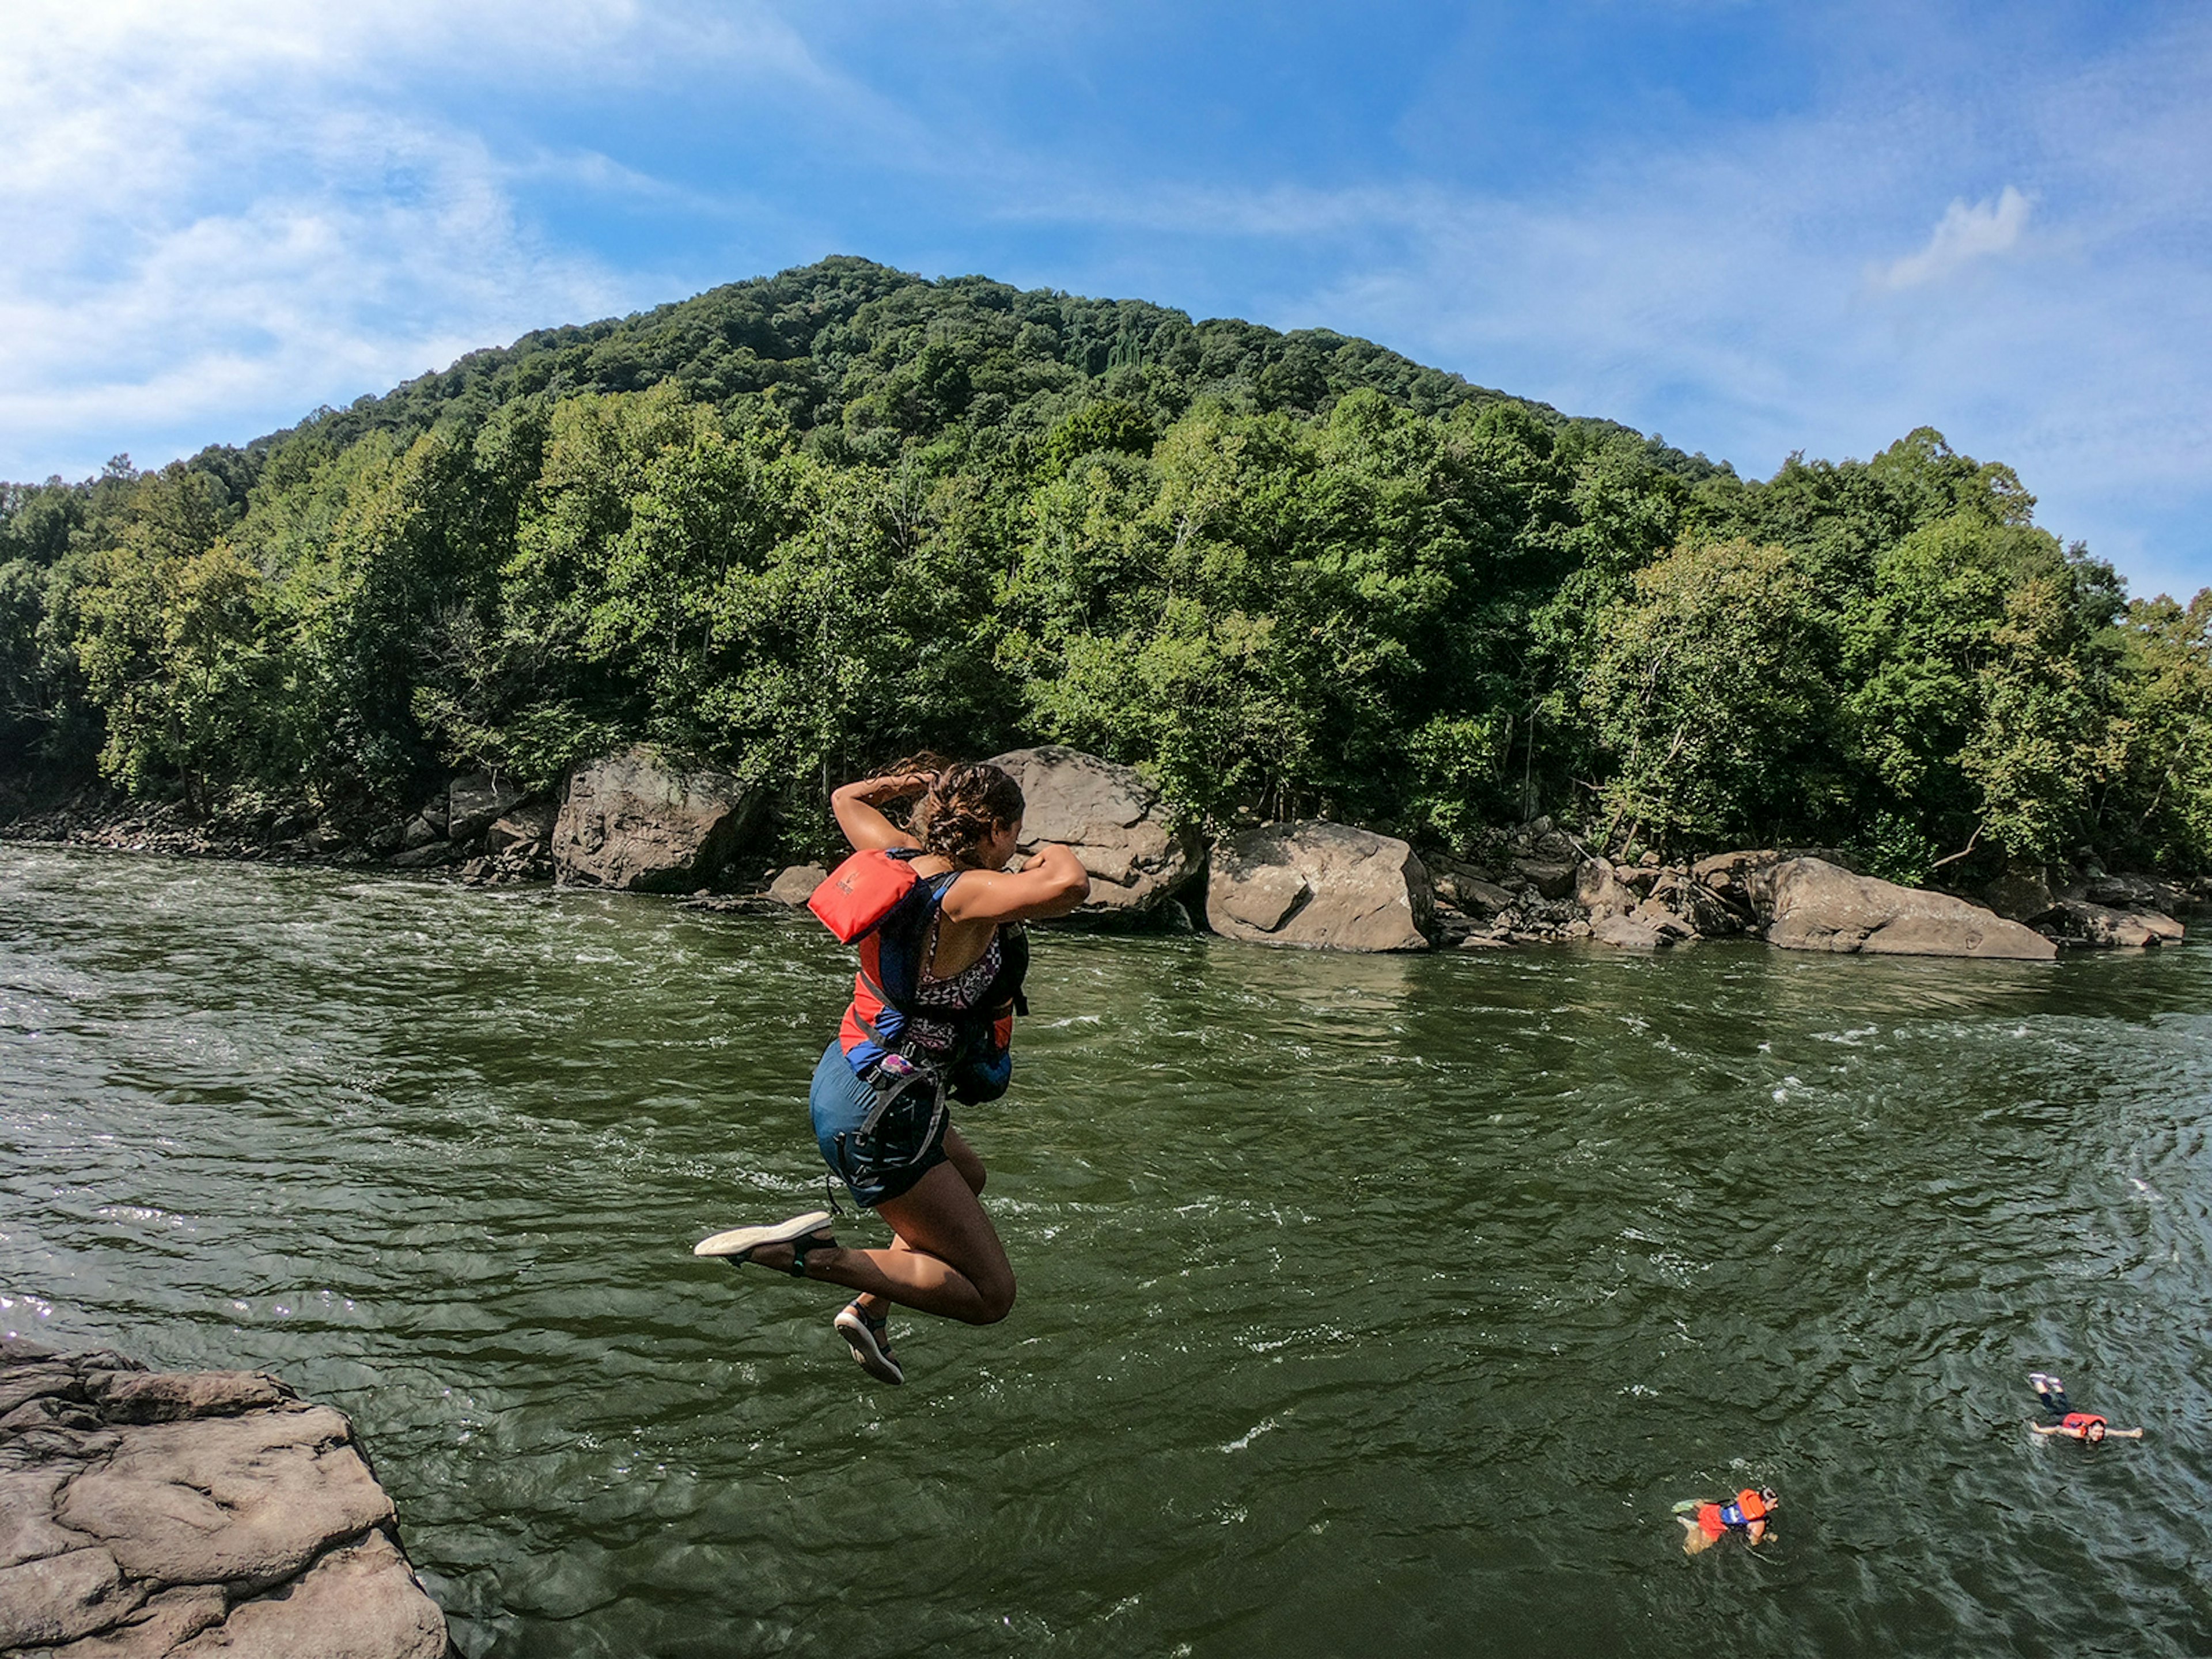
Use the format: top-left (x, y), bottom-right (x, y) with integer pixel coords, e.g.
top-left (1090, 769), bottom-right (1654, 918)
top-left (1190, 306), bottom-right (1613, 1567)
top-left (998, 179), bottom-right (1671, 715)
top-left (3, 257), bottom-right (2208, 882)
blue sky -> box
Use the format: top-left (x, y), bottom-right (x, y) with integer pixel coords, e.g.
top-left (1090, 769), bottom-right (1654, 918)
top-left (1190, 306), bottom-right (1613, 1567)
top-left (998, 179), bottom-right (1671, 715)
top-left (3, 1), bottom-right (2207, 599)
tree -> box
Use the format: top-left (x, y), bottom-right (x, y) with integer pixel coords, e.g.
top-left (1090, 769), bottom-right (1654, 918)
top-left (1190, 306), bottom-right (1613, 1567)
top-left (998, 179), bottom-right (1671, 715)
top-left (1582, 540), bottom-right (1838, 850)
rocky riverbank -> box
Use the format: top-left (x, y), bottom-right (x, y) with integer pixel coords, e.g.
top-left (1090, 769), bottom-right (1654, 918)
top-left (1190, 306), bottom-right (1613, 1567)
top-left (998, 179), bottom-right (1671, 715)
top-left (0, 1339), bottom-right (449, 1658)
top-left (5, 745), bottom-right (2203, 958)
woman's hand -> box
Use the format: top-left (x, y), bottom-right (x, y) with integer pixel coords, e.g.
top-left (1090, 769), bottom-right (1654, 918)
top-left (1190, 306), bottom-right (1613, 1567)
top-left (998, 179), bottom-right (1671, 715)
top-left (863, 771), bottom-right (936, 803)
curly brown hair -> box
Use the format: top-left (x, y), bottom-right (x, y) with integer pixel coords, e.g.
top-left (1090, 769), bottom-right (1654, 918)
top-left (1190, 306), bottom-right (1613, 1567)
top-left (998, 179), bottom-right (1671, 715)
top-left (892, 752), bottom-right (1025, 869)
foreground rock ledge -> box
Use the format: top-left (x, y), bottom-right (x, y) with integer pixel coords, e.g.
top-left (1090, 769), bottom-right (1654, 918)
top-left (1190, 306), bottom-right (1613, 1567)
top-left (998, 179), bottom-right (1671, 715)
top-left (0, 1339), bottom-right (449, 1659)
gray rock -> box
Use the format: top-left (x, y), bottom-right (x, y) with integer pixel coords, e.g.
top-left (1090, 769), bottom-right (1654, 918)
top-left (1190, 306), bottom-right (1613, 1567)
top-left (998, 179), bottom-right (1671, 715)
top-left (1690, 849), bottom-right (1777, 912)
top-left (2084, 872), bottom-right (2192, 915)
top-left (166, 1533), bottom-right (446, 1659)
top-left (0, 1342), bottom-right (448, 1659)
top-left (1430, 862), bottom-right (1516, 918)
top-left (1631, 896), bottom-right (1696, 942)
top-left (1760, 858), bottom-right (2058, 960)
top-left (1590, 910), bottom-right (1671, 950)
top-left (766, 865), bottom-right (830, 906)
top-left (2039, 899), bottom-right (2184, 949)
top-left (1512, 858), bottom-right (1578, 900)
top-left (0, 1545), bottom-right (141, 1650)
top-left (398, 817), bottom-right (440, 853)
top-left (46, 1585), bottom-right (226, 1656)
top-left (984, 747), bottom-right (1200, 923)
top-left (484, 800), bottom-right (555, 856)
top-left (85, 1370), bottom-right (290, 1425)
top-left (1207, 821), bottom-right (1432, 952)
top-left (1573, 858), bottom-right (1640, 918)
top-left (58, 1406), bottom-right (395, 1592)
top-left (446, 772), bottom-right (526, 844)
top-left (553, 747), bottom-right (765, 893)
top-left (1980, 864), bottom-right (2056, 923)
top-left (385, 841), bottom-right (460, 872)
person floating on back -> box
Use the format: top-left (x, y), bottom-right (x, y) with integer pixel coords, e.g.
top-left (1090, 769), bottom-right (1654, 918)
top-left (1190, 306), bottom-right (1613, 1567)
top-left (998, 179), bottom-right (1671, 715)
top-left (2027, 1372), bottom-right (2143, 1443)
top-left (694, 757), bottom-right (1088, 1385)
top-left (1674, 1486), bottom-right (1778, 1555)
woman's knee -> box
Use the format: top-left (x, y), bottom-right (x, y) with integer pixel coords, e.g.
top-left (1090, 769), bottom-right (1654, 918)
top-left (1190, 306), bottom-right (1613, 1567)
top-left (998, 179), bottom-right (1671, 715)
top-left (964, 1273), bottom-right (1016, 1325)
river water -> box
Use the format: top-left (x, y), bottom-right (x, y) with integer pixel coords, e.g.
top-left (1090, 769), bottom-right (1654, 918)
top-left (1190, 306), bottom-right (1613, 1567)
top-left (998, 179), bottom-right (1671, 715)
top-left (3, 844), bottom-right (2209, 1657)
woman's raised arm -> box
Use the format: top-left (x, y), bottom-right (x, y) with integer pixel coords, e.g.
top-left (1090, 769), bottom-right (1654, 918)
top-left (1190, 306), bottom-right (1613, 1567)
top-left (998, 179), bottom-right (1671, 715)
top-left (941, 844), bottom-right (1092, 924)
top-left (831, 774), bottom-right (931, 853)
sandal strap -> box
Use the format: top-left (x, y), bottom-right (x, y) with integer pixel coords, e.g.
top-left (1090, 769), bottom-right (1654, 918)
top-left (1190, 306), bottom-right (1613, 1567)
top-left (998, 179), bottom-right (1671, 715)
top-left (786, 1231), bottom-right (836, 1278)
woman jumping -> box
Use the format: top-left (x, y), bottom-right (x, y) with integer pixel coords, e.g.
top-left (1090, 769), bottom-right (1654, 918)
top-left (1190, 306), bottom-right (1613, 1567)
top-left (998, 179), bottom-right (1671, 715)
top-left (695, 759), bottom-right (1088, 1385)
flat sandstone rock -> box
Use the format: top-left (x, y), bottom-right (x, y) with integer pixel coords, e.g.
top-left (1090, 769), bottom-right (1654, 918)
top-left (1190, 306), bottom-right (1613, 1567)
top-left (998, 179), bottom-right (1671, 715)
top-left (0, 1339), bottom-right (449, 1659)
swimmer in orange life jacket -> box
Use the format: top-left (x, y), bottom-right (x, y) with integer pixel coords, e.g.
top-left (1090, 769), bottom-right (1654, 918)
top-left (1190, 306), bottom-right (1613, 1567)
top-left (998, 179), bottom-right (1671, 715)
top-left (1675, 1486), bottom-right (1778, 1555)
top-left (2027, 1372), bottom-right (2143, 1442)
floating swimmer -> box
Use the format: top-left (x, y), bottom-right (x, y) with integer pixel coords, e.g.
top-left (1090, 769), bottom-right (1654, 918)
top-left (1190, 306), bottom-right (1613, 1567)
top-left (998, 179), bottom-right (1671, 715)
top-left (2027, 1372), bottom-right (2143, 1442)
top-left (1673, 1486), bottom-right (1778, 1555)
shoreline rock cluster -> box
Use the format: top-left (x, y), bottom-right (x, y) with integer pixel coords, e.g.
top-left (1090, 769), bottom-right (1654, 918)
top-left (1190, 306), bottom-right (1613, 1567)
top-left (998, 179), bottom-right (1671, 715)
top-left (5, 744), bottom-right (2202, 959)
top-left (0, 1338), bottom-right (449, 1659)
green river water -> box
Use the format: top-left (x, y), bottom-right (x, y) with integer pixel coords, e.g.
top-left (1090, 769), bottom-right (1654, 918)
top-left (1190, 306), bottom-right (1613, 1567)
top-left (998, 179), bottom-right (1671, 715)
top-left (3, 844), bottom-right (2210, 1657)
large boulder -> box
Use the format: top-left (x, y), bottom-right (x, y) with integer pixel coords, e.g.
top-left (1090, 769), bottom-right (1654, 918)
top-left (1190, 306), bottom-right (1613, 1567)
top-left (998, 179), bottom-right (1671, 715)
top-left (766, 864), bottom-right (830, 906)
top-left (1759, 858), bottom-right (2057, 960)
top-left (1510, 858), bottom-right (1578, 901)
top-left (0, 1339), bottom-right (448, 1659)
top-left (552, 747), bottom-right (764, 893)
top-left (1206, 821), bottom-right (1433, 952)
top-left (2081, 871), bottom-right (2195, 916)
top-left (984, 747), bottom-right (1201, 923)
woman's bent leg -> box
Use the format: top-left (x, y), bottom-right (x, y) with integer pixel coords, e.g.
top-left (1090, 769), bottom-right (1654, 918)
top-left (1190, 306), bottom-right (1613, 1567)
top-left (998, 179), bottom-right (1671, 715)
top-left (747, 1161), bottom-right (1016, 1324)
top-left (851, 1127), bottom-right (989, 1322)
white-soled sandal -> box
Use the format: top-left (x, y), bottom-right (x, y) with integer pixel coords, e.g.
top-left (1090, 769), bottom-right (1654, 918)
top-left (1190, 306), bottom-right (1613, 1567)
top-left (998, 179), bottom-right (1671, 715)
top-left (694, 1210), bottom-right (837, 1275)
top-left (834, 1300), bottom-right (905, 1386)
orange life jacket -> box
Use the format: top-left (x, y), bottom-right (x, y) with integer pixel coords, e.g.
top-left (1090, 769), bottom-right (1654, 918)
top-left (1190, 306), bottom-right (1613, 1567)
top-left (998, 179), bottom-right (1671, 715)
top-left (809, 847), bottom-right (1027, 1101)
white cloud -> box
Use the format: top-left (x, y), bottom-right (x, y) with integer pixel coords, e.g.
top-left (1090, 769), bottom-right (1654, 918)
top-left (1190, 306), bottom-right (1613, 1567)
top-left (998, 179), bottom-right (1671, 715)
top-left (0, 0), bottom-right (842, 480)
top-left (1868, 186), bottom-right (2032, 292)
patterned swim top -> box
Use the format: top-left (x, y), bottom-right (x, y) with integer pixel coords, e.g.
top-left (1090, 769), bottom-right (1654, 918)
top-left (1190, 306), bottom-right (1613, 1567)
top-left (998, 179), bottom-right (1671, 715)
top-left (903, 918), bottom-right (1002, 1056)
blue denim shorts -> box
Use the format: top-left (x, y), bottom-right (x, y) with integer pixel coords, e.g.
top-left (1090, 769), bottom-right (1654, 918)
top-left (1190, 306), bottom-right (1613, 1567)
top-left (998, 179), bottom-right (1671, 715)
top-left (809, 1040), bottom-right (949, 1208)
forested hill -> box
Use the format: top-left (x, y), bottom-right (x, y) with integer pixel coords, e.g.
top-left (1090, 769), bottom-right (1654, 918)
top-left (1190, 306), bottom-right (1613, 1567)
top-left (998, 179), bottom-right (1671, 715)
top-left (3, 257), bottom-right (2209, 885)
top-left (271, 255), bottom-right (1721, 479)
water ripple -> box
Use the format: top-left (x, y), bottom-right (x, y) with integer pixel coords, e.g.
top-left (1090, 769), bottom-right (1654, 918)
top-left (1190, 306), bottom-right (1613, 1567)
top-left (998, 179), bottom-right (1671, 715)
top-left (3, 845), bottom-right (2210, 1657)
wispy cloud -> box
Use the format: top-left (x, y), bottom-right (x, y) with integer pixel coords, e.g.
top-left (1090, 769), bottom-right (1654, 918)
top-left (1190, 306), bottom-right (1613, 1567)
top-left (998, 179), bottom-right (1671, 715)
top-left (1868, 187), bottom-right (2032, 292)
top-left (0, 0), bottom-right (844, 478)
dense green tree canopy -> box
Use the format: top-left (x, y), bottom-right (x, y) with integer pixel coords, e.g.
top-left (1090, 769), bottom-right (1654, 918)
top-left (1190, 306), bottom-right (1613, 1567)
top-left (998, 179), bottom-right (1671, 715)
top-left (3, 259), bottom-right (2206, 881)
